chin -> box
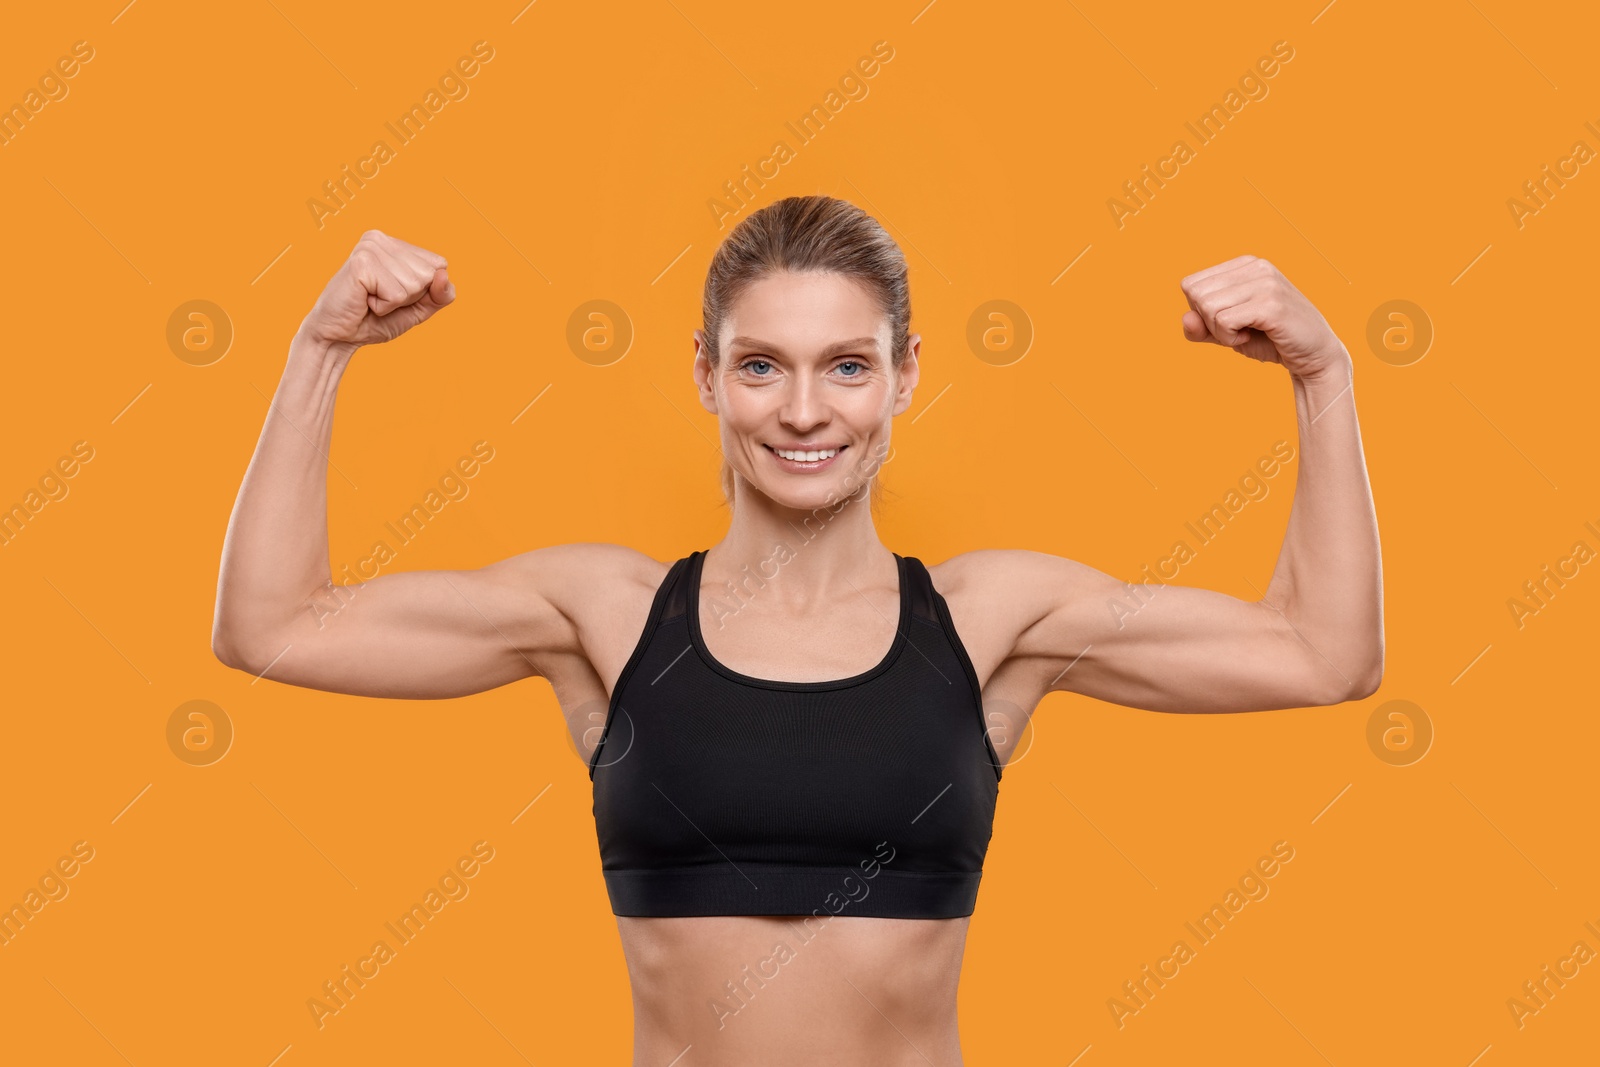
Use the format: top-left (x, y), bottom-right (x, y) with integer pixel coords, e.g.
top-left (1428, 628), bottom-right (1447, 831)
top-left (760, 481), bottom-right (842, 510)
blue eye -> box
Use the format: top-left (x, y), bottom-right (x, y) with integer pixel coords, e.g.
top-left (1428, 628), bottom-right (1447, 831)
top-left (735, 357), bottom-right (866, 378)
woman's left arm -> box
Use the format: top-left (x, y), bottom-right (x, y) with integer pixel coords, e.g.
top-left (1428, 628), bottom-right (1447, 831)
top-left (968, 255), bottom-right (1382, 714)
top-left (1182, 254), bottom-right (1384, 703)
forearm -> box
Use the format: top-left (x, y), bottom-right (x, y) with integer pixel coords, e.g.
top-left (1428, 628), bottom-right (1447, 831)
top-left (212, 332), bottom-right (354, 658)
top-left (1262, 352), bottom-right (1384, 696)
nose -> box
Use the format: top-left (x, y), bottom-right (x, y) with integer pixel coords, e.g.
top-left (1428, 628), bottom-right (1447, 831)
top-left (779, 372), bottom-right (827, 432)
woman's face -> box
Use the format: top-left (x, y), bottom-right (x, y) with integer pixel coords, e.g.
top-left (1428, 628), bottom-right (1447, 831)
top-left (695, 270), bottom-right (919, 512)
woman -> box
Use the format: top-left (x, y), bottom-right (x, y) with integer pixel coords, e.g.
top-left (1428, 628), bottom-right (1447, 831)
top-left (213, 195), bottom-right (1382, 1065)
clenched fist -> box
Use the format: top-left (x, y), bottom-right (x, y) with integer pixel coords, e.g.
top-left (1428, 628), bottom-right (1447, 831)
top-left (1179, 256), bottom-right (1348, 380)
top-left (298, 230), bottom-right (455, 353)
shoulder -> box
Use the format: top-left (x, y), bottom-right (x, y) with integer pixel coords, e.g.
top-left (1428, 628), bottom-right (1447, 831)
top-left (925, 547), bottom-right (1104, 609)
top-left (496, 542), bottom-right (672, 624)
top-left (922, 548), bottom-right (1104, 667)
top-left (475, 543), bottom-right (677, 683)
top-left (925, 547), bottom-right (1127, 645)
top-left (920, 547), bottom-right (1129, 693)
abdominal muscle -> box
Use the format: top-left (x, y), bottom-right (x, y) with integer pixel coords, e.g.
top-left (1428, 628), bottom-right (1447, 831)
top-left (616, 913), bottom-right (970, 1067)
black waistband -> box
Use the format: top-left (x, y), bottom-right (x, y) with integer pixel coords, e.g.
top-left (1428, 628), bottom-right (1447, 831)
top-left (602, 864), bottom-right (982, 919)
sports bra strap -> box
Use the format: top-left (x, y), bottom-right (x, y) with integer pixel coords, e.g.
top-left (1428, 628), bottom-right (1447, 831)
top-left (903, 554), bottom-right (938, 624)
top-left (660, 554), bottom-right (693, 622)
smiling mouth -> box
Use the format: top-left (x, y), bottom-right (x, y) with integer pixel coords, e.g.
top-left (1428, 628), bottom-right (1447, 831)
top-left (765, 444), bottom-right (846, 462)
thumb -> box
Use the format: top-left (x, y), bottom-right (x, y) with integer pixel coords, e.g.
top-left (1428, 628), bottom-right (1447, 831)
top-left (1181, 309), bottom-right (1216, 343)
top-left (429, 266), bottom-right (455, 305)
top-left (375, 272), bottom-right (455, 337)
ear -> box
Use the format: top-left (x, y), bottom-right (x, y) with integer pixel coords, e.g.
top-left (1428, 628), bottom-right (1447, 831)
top-left (891, 334), bottom-right (921, 416)
top-left (693, 329), bottom-right (718, 414)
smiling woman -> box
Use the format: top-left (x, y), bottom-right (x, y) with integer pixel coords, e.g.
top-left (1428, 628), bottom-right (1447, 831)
top-left (695, 196), bottom-right (911, 511)
top-left (216, 192), bottom-right (1382, 1065)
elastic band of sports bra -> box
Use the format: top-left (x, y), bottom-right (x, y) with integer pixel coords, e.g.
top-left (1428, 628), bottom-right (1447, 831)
top-left (600, 863), bottom-right (982, 919)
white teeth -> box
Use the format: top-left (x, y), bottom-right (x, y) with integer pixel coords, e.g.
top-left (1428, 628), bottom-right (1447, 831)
top-left (774, 447), bottom-right (838, 462)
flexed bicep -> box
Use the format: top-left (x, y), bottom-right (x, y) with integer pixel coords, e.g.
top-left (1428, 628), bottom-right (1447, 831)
top-left (990, 549), bottom-right (1361, 714)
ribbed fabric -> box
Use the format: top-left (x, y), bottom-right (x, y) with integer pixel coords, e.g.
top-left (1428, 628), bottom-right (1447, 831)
top-left (590, 549), bottom-right (1003, 919)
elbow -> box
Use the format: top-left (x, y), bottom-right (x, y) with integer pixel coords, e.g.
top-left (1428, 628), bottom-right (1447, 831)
top-left (212, 622), bottom-right (267, 674)
top-left (212, 631), bottom-right (247, 671)
top-left (1305, 652), bottom-right (1384, 707)
top-left (1353, 642), bottom-right (1386, 700)
top-left (212, 601), bottom-right (245, 668)
top-left (211, 613), bottom-right (241, 668)
top-left (211, 620), bottom-right (233, 667)
top-left (1348, 661), bottom-right (1383, 701)
top-left (212, 599), bottom-right (291, 673)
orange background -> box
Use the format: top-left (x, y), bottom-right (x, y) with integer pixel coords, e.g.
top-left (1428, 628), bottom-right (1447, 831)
top-left (2, 1), bottom-right (1597, 1063)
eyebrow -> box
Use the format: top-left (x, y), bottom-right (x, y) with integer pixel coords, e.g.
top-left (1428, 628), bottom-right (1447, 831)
top-left (727, 336), bottom-right (880, 358)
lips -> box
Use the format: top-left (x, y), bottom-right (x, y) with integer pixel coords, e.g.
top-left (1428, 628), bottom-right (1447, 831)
top-left (767, 444), bottom-right (844, 461)
top-left (764, 444), bottom-right (846, 469)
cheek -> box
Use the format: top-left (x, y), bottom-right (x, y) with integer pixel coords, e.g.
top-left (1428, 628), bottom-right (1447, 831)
top-left (862, 387), bottom-right (898, 425)
top-left (718, 400), bottom-right (772, 444)
top-left (726, 398), bottom-right (769, 428)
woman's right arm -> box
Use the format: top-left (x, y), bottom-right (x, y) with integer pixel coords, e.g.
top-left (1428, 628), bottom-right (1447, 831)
top-left (211, 230), bottom-right (604, 699)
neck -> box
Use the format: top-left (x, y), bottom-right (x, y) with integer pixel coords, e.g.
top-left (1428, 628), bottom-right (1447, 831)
top-left (707, 478), bottom-right (891, 599)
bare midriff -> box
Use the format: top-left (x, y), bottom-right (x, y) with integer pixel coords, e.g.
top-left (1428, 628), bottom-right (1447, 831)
top-left (614, 913), bottom-right (971, 1066)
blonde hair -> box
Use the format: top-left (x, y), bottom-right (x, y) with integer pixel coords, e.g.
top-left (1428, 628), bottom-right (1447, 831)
top-left (701, 195), bottom-right (911, 510)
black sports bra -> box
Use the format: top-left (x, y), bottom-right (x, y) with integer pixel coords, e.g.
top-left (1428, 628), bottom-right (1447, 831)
top-left (589, 549), bottom-right (1003, 919)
